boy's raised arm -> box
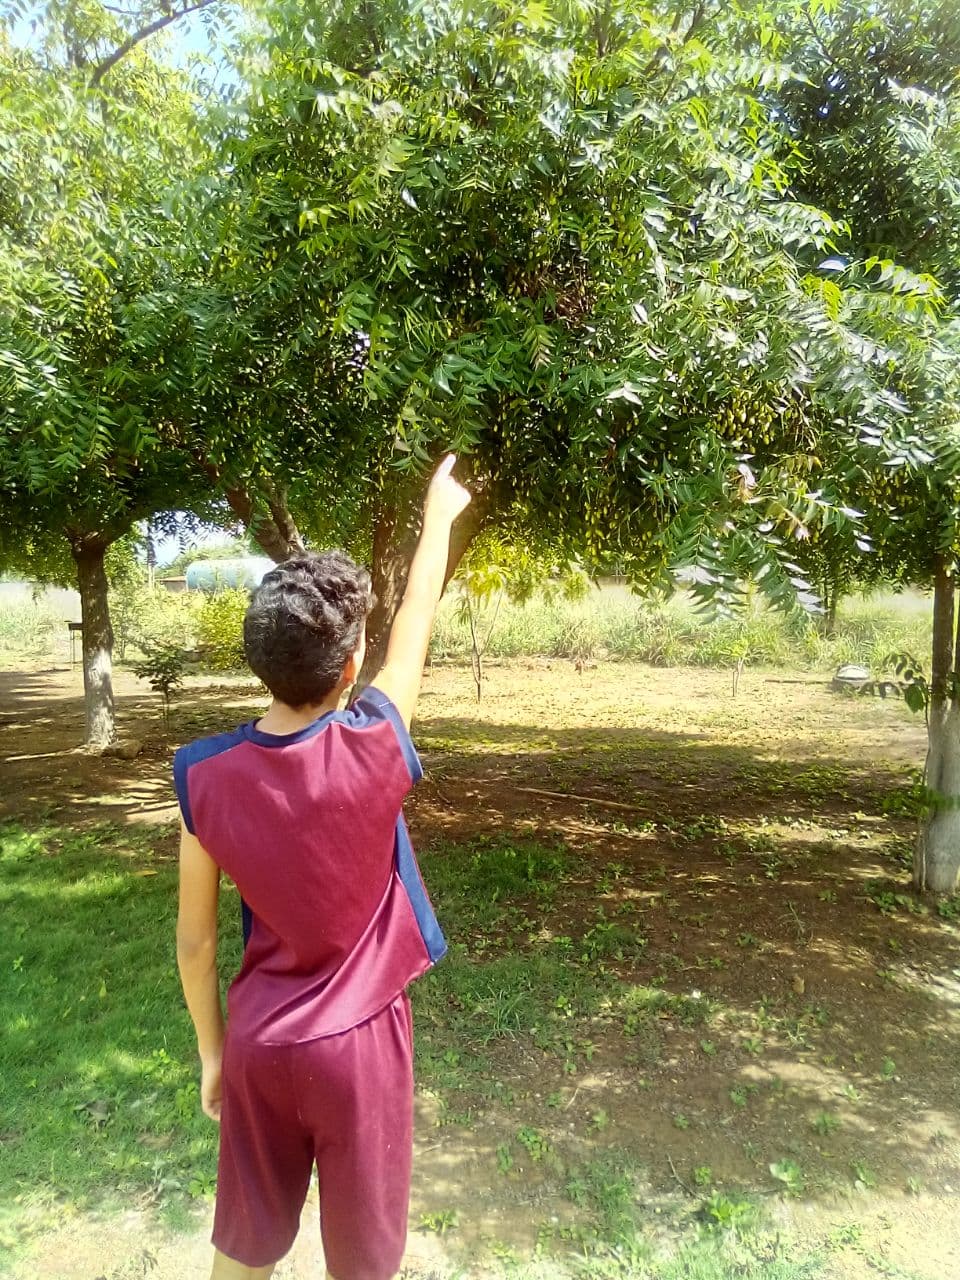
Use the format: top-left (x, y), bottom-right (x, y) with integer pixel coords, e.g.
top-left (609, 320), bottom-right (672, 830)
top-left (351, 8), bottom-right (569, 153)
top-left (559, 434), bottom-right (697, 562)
top-left (374, 455), bottom-right (471, 729)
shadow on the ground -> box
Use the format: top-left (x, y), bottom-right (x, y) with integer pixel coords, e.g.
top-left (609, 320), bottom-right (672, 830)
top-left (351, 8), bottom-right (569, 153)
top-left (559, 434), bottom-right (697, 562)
top-left (1, 664), bottom-right (958, 1266)
top-left (0, 671), bottom-right (922, 827)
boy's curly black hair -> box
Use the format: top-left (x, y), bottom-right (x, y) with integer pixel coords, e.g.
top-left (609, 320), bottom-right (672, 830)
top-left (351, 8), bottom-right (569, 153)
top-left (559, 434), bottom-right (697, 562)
top-left (243, 551), bottom-right (374, 708)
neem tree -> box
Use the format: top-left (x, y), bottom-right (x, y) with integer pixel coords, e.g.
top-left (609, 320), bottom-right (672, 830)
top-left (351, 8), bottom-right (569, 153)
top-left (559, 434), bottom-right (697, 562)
top-left (749, 0), bottom-right (960, 890)
top-left (170, 0), bottom-right (946, 683)
top-left (0, 14), bottom-right (209, 744)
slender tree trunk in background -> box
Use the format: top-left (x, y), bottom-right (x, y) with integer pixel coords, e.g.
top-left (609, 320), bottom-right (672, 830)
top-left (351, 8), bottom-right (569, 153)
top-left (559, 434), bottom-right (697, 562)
top-left (816, 572), bottom-right (839, 637)
top-left (358, 491), bottom-right (487, 688)
top-left (70, 535), bottom-right (117, 747)
top-left (467, 595), bottom-right (484, 701)
top-left (915, 557), bottom-right (960, 893)
top-left (824, 589), bottom-right (838, 638)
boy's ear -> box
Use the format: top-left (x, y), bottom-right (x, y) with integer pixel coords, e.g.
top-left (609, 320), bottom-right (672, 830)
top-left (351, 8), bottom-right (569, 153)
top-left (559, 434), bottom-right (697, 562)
top-left (341, 639), bottom-right (365, 687)
top-left (342, 652), bottom-right (360, 686)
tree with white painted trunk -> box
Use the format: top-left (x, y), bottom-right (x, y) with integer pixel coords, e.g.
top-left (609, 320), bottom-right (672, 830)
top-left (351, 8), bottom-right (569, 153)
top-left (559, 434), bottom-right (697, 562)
top-left (758, 0), bottom-right (960, 892)
top-left (916, 557), bottom-right (960, 893)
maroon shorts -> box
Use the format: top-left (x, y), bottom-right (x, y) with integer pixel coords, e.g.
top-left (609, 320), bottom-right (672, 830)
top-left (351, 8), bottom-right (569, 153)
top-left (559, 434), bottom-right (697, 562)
top-left (212, 993), bottom-right (414, 1278)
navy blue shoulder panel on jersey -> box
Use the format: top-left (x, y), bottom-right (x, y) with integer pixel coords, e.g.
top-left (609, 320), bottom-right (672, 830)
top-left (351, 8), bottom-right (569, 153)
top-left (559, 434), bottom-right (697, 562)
top-left (348, 686), bottom-right (425, 784)
top-left (395, 820), bottom-right (446, 964)
top-left (172, 727), bottom-right (247, 835)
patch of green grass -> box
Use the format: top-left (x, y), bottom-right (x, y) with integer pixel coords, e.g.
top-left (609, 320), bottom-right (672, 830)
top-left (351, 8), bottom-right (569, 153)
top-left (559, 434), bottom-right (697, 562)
top-left (563, 1149), bottom-right (647, 1246)
top-left (419, 836), bottom-right (569, 934)
top-left (579, 920), bottom-right (648, 963)
top-left (619, 983), bottom-right (717, 1027)
top-left (649, 1237), bottom-right (824, 1280)
top-left (0, 821), bottom-right (243, 1253)
top-left (413, 938), bottom-right (608, 1085)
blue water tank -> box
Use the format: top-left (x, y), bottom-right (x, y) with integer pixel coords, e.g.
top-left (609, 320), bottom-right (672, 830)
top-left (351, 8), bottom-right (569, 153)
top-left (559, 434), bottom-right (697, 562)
top-left (185, 557), bottom-right (275, 592)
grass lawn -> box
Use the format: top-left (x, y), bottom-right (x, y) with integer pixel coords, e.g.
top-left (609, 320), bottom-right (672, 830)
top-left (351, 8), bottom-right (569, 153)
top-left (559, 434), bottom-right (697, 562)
top-left (1, 659), bottom-right (958, 1278)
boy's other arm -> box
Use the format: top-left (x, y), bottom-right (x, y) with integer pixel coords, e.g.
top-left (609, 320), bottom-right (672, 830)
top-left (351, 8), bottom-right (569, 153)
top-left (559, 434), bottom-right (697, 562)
top-left (374, 455), bottom-right (471, 729)
top-left (176, 821), bottom-right (225, 1121)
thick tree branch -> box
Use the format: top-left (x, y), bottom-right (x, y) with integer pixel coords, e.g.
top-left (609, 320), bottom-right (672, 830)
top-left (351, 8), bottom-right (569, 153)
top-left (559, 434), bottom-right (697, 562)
top-left (89, 0), bottom-right (219, 88)
top-left (262, 477), bottom-right (306, 558)
top-left (196, 458), bottom-right (305, 562)
top-left (678, 0), bottom-right (707, 41)
top-left (642, 1), bottom-right (711, 82)
top-left (594, 0), bottom-right (612, 58)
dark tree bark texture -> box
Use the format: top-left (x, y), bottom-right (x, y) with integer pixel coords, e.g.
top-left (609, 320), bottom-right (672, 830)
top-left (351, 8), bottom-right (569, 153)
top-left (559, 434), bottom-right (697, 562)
top-left (357, 490), bottom-right (487, 689)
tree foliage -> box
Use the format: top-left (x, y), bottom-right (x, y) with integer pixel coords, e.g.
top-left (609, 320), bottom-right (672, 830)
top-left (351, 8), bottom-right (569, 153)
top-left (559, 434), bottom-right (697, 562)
top-left (0, 7), bottom-right (215, 740)
top-left (0, 20), bottom-right (210, 544)
top-left (167, 0), bottom-right (958, 618)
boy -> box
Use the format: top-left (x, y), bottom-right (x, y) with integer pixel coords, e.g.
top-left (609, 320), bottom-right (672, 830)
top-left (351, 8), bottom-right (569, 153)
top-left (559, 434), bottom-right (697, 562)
top-left (173, 456), bottom-right (471, 1280)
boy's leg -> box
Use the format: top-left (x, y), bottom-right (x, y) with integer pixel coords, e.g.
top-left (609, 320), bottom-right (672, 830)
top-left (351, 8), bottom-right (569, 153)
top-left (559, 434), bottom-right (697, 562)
top-left (211, 1251), bottom-right (276, 1279)
top-left (211, 1253), bottom-right (342, 1280)
top-left (213, 1035), bottom-right (314, 1269)
top-left (302, 995), bottom-right (414, 1280)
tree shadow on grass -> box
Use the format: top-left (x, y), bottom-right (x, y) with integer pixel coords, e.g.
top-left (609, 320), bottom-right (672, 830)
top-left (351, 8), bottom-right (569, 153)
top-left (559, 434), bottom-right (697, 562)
top-left (0, 669), bottom-right (923, 827)
top-left (0, 670), bottom-right (264, 828)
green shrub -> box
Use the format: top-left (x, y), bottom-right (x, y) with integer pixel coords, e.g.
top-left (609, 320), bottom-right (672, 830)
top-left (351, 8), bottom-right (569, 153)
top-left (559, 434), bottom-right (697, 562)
top-left (111, 584), bottom-right (199, 660)
top-left (196, 589), bottom-right (249, 670)
top-left (133, 645), bottom-right (186, 724)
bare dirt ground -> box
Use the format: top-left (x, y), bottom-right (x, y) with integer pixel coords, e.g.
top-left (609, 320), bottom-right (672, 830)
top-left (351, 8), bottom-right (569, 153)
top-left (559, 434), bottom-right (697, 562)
top-left (2, 656), bottom-right (959, 1278)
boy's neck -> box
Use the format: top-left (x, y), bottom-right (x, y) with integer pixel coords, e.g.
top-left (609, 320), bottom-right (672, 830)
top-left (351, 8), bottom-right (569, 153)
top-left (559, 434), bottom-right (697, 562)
top-left (256, 689), bottom-right (345, 736)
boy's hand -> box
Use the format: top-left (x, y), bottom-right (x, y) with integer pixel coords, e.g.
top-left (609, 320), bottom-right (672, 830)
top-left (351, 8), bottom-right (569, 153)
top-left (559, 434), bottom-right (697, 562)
top-left (423, 454), bottom-right (471, 527)
top-left (201, 1053), bottom-right (223, 1123)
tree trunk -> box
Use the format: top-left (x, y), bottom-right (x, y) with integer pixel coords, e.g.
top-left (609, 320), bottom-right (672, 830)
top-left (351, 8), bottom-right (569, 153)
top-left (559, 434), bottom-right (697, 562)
top-left (71, 536), bottom-right (117, 747)
top-left (824, 589), bottom-right (838, 638)
top-left (915, 558), bottom-right (960, 893)
top-left (357, 491), bottom-right (485, 689)
top-left (358, 502), bottom-right (421, 687)
top-left (817, 573), bottom-right (839, 637)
